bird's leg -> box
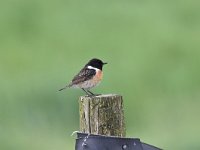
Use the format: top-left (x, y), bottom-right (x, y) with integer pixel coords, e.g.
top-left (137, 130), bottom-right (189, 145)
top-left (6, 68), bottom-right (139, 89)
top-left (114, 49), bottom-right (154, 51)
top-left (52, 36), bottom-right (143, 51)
top-left (87, 90), bottom-right (99, 96)
top-left (87, 90), bottom-right (95, 96)
top-left (82, 88), bottom-right (90, 96)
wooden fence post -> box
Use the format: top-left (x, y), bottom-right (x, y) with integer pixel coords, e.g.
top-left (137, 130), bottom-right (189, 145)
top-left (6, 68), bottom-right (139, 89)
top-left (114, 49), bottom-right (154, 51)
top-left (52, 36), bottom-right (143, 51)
top-left (79, 94), bottom-right (125, 137)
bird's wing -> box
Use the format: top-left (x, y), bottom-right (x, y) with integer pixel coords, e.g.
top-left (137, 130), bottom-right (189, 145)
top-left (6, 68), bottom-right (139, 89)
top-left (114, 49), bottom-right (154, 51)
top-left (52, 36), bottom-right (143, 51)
top-left (69, 68), bottom-right (96, 86)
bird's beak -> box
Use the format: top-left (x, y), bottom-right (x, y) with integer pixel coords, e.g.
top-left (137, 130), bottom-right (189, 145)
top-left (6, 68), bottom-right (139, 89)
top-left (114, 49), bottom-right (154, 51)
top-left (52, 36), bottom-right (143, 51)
top-left (103, 62), bottom-right (108, 65)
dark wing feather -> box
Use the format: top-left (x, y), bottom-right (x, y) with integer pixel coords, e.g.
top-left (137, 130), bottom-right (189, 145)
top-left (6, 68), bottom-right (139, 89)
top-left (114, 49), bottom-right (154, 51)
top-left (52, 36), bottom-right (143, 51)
top-left (69, 68), bottom-right (96, 86)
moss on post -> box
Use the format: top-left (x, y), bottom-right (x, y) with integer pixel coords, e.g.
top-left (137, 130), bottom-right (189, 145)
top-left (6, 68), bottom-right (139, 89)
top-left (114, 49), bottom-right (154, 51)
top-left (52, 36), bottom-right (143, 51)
top-left (79, 94), bottom-right (125, 137)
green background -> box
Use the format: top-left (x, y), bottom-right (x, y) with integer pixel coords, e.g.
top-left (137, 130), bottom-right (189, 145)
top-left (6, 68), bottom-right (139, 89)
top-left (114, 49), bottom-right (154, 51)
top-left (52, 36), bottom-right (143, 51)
top-left (1, 0), bottom-right (200, 149)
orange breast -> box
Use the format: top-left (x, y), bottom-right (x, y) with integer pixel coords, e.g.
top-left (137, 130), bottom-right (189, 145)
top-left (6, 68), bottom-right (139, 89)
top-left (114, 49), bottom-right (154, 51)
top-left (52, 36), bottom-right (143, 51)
top-left (93, 70), bottom-right (103, 82)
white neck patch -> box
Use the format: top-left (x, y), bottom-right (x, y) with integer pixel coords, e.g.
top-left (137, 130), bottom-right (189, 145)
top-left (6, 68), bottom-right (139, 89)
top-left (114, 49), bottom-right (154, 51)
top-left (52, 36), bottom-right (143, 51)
top-left (87, 65), bottom-right (100, 71)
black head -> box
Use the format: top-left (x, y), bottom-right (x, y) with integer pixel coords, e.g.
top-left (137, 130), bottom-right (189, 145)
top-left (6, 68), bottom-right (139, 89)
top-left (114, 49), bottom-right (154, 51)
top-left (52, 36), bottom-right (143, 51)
top-left (86, 58), bottom-right (107, 70)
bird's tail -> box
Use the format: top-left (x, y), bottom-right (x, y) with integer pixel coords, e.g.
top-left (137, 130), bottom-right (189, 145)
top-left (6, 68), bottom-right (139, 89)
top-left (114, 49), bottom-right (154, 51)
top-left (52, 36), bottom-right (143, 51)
top-left (58, 85), bottom-right (69, 91)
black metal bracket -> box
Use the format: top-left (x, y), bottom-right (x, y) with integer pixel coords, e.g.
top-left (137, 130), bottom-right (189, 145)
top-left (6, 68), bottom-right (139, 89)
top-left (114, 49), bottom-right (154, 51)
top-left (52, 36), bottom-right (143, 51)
top-left (75, 132), bottom-right (162, 150)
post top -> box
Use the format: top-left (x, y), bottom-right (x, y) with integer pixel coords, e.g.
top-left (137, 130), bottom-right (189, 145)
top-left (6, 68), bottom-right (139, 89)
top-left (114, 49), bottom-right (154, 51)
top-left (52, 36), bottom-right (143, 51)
top-left (80, 94), bottom-right (122, 99)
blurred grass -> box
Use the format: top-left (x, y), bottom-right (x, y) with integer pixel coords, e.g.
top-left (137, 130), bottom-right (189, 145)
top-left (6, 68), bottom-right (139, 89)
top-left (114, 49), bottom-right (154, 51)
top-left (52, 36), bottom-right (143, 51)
top-left (1, 0), bottom-right (200, 149)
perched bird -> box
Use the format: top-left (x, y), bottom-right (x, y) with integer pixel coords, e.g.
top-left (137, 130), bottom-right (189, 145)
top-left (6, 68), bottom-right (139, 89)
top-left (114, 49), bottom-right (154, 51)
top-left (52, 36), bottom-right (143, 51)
top-left (59, 58), bottom-right (107, 95)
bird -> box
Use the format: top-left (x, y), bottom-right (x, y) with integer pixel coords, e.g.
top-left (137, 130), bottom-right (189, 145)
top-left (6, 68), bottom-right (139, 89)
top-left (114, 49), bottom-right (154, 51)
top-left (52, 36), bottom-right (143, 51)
top-left (59, 58), bottom-right (107, 96)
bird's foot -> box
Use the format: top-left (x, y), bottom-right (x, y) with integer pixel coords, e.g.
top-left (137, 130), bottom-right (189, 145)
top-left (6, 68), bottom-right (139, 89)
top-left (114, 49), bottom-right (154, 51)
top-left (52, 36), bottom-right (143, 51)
top-left (87, 94), bottom-right (101, 97)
